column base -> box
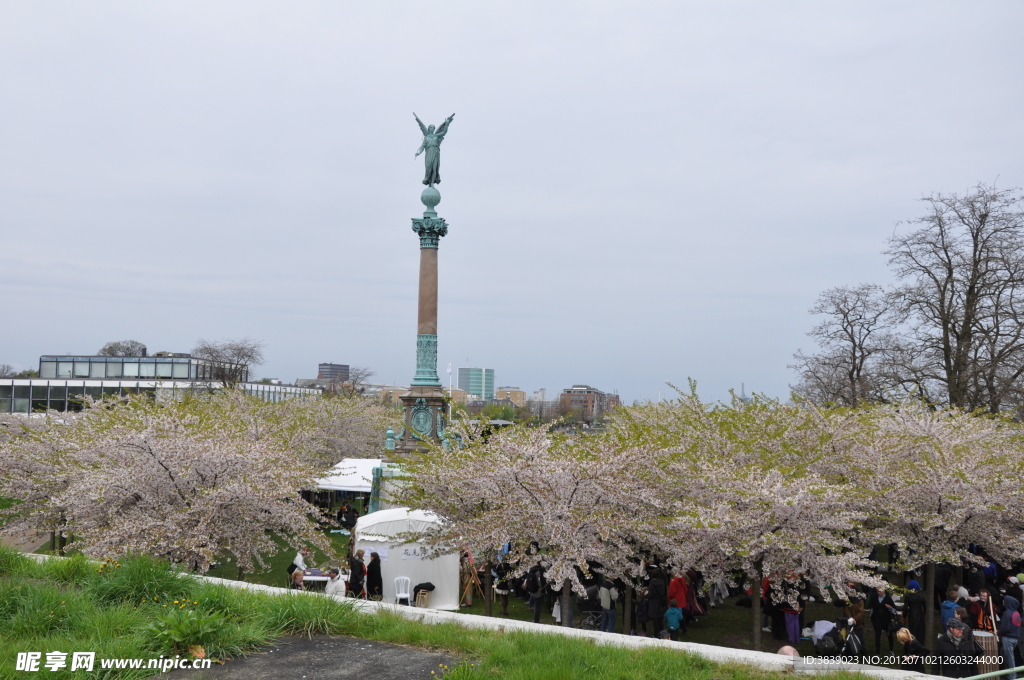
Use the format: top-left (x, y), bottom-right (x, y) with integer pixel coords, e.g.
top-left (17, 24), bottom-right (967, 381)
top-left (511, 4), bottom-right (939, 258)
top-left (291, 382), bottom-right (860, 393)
top-left (395, 386), bottom-right (447, 455)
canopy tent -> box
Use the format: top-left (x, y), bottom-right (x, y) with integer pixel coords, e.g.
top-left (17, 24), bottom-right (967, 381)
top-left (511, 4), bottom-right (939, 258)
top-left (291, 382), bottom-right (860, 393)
top-left (353, 507), bottom-right (459, 610)
top-left (316, 458), bottom-right (381, 493)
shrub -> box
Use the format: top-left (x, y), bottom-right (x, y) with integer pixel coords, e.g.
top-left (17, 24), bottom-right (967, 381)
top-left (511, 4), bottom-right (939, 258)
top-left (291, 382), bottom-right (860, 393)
top-left (257, 592), bottom-right (358, 638)
top-left (0, 544), bottom-right (34, 577)
top-left (143, 607), bottom-right (274, 660)
top-left (87, 554), bottom-right (197, 605)
top-left (3, 582), bottom-right (92, 638)
top-left (42, 553), bottom-right (95, 586)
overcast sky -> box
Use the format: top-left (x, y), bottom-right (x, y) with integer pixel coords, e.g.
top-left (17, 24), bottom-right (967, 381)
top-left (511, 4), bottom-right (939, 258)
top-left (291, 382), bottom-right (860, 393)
top-left (2, 2), bottom-right (1022, 403)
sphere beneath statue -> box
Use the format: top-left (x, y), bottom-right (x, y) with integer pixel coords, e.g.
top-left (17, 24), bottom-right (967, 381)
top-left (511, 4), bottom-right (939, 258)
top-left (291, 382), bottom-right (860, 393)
top-left (421, 187), bottom-right (441, 210)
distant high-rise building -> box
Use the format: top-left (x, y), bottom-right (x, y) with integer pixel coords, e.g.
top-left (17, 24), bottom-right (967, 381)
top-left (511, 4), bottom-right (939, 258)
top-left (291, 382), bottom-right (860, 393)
top-left (317, 363), bottom-right (350, 383)
top-left (531, 388), bottom-right (548, 402)
top-left (457, 367), bottom-right (494, 400)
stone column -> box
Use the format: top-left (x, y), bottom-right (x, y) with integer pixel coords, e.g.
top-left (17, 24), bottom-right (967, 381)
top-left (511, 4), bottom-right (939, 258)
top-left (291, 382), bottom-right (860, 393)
top-left (396, 187), bottom-right (448, 455)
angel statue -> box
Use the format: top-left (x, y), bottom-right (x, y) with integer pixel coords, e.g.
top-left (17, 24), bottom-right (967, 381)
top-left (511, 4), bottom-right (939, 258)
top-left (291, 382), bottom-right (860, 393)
top-left (414, 112), bottom-right (455, 187)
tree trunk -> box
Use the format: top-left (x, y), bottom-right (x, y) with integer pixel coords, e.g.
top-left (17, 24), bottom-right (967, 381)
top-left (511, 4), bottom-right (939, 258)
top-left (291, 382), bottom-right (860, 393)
top-left (237, 566), bottom-right (245, 582)
top-left (484, 565), bottom-right (493, 617)
top-left (752, 567), bottom-right (762, 650)
top-left (58, 532), bottom-right (66, 556)
top-left (561, 578), bottom-right (573, 627)
top-left (924, 562), bottom-right (936, 648)
top-left (49, 531), bottom-right (55, 553)
top-left (624, 586), bottom-right (633, 635)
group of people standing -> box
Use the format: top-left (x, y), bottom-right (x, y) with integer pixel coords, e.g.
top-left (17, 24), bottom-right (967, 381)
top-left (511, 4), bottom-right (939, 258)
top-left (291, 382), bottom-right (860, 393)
top-left (812, 572), bottom-right (1024, 678)
top-left (285, 547), bottom-right (384, 600)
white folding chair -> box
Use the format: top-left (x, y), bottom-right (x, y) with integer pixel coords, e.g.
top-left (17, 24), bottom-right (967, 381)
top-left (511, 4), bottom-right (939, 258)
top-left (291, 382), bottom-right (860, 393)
top-left (394, 577), bottom-right (412, 605)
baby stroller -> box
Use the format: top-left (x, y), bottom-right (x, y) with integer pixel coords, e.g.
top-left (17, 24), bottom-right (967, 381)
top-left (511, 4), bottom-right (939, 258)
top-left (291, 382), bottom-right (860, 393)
top-left (577, 585), bottom-right (603, 630)
top-left (812, 619), bottom-right (865, 659)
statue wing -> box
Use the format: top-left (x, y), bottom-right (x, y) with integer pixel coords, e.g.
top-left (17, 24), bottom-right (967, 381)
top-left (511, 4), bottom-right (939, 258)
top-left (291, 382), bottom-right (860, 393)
top-left (414, 113), bottom-right (428, 135)
top-left (435, 114), bottom-right (454, 137)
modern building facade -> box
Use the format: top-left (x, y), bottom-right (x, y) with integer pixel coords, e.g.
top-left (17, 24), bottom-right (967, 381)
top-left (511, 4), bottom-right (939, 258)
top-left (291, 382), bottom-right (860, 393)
top-left (457, 367), bottom-right (494, 400)
top-left (317, 363), bottom-right (350, 383)
top-left (0, 379), bottom-right (318, 414)
top-left (38, 353), bottom-right (247, 383)
top-left (559, 384), bottom-right (621, 422)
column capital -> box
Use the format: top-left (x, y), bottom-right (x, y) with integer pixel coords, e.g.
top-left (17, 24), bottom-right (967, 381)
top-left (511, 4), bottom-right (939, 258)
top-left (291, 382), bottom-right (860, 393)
top-left (411, 215), bottom-right (448, 249)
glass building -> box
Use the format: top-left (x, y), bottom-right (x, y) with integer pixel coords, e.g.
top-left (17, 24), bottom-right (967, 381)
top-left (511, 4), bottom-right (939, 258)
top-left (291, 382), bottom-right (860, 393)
top-left (457, 367), bottom-right (495, 400)
top-left (37, 354), bottom-right (245, 382)
top-left (0, 379), bottom-right (320, 414)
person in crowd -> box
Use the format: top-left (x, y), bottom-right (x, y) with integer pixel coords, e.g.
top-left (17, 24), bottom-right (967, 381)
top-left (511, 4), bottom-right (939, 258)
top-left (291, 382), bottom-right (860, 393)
top-left (290, 568), bottom-right (305, 591)
top-left (494, 561), bottom-right (512, 616)
top-left (904, 580), bottom-right (927, 642)
top-left (970, 588), bottom-right (996, 633)
top-left (778, 597), bottom-right (801, 646)
top-left (941, 589), bottom-right (961, 628)
top-left (954, 607), bottom-right (974, 635)
top-left (868, 586), bottom-right (897, 653)
top-left (843, 585), bottom-right (867, 657)
top-left (688, 565), bottom-right (704, 618)
top-left (366, 552), bottom-right (383, 600)
top-left (348, 549), bottom-right (366, 598)
top-left (935, 619), bottom-right (978, 678)
top-left (599, 576), bottom-right (619, 633)
top-left (997, 594), bottom-right (1021, 680)
top-left (287, 547), bottom-right (310, 580)
top-left (647, 568), bottom-right (669, 639)
top-left (667, 571), bottom-right (691, 633)
top-left (526, 560), bottom-right (545, 624)
top-left (968, 567), bottom-right (986, 599)
top-left (636, 589), bottom-right (650, 637)
top-left (664, 599), bottom-right (685, 641)
top-left (896, 627), bottom-right (929, 672)
top-left (325, 567), bottom-right (346, 597)
top-left (336, 502), bottom-right (350, 527)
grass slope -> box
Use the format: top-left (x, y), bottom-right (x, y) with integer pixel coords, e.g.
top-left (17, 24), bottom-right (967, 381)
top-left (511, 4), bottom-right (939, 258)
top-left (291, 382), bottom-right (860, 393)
top-left (0, 547), bottom-right (869, 680)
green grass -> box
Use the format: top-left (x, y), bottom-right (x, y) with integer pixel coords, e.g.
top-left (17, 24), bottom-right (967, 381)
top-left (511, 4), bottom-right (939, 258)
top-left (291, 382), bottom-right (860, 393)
top-left (1, 545), bottom-right (877, 680)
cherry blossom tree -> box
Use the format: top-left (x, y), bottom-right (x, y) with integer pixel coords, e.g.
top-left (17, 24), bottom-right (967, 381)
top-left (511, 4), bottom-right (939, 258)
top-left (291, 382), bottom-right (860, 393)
top-left (0, 390), bottom-right (396, 573)
top-left (398, 419), bottom-right (661, 625)
top-left (851, 401), bottom-right (1024, 643)
top-left (609, 390), bottom-right (885, 647)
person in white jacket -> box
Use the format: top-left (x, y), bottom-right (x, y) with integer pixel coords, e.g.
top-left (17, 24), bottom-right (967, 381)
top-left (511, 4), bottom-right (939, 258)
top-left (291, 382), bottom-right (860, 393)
top-left (325, 568), bottom-right (347, 597)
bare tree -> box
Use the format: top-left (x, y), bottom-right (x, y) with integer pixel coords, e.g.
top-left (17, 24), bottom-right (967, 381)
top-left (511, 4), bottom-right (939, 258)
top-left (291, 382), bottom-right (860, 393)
top-left (97, 340), bottom-right (147, 357)
top-left (339, 366), bottom-right (375, 397)
top-left (791, 284), bottom-right (894, 405)
top-left (887, 184), bottom-right (1024, 412)
top-left (191, 338), bottom-right (265, 386)
top-left (0, 364), bottom-right (15, 378)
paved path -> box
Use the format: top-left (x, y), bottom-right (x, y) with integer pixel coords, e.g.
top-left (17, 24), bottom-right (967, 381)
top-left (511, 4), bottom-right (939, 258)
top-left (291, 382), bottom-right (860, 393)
top-left (0, 531), bottom-right (48, 553)
top-left (166, 636), bottom-right (459, 680)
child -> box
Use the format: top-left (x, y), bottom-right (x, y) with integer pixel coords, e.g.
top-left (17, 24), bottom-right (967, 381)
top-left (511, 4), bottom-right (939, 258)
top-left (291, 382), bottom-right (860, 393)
top-left (665, 599), bottom-right (685, 641)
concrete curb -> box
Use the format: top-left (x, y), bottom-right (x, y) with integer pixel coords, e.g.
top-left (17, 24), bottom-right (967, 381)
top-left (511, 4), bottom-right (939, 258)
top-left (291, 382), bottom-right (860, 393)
top-left (22, 553), bottom-right (945, 680)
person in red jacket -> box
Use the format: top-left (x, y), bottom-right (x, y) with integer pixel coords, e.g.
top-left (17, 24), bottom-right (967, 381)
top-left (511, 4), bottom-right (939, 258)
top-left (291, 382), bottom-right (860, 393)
top-left (667, 571), bottom-right (691, 633)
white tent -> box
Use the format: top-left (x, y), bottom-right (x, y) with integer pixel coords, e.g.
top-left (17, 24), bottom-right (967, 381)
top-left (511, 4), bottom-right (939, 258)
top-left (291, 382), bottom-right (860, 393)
top-left (316, 458), bottom-right (381, 493)
top-left (353, 507), bottom-right (460, 610)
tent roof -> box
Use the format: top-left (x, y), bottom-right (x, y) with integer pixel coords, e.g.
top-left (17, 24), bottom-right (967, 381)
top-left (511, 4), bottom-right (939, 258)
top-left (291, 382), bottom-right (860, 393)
top-left (354, 507), bottom-right (440, 539)
top-left (315, 458), bottom-right (381, 493)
